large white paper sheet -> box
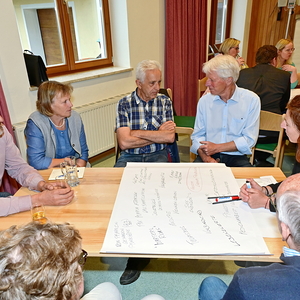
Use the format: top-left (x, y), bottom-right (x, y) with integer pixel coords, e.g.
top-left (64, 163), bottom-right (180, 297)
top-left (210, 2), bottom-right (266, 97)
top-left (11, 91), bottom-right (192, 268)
top-left (101, 163), bottom-right (270, 256)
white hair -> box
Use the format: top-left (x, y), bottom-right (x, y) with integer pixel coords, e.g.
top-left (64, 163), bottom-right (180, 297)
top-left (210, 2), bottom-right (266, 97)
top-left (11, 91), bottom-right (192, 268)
top-left (277, 190), bottom-right (300, 248)
top-left (136, 60), bottom-right (162, 82)
top-left (202, 54), bottom-right (240, 82)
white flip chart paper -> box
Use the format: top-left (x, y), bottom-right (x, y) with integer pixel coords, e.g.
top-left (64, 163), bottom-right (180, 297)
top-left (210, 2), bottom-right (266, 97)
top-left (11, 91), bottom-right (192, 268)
top-left (101, 163), bottom-right (270, 255)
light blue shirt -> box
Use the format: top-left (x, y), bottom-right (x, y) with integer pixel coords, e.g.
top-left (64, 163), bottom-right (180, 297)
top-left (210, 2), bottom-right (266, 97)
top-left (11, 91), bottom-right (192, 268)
top-left (191, 86), bottom-right (260, 156)
top-left (283, 246), bottom-right (300, 257)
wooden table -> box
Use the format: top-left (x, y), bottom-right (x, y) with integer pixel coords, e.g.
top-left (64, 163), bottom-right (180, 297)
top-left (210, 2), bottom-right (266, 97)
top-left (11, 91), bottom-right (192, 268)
top-left (2, 167), bottom-right (286, 262)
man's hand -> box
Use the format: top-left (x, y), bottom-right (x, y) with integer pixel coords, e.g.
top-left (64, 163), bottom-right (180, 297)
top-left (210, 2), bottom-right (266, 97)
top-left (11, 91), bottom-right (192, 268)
top-left (199, 141), bottom-right (219, 156)
top-left (31, 186), bottom-right (74, 206)
top-left (239, 178), bottom-right (269, 209)
top-left (197, 148), bottom-right (219, 163)
top-left (159, 120), bottom-right (176, 131)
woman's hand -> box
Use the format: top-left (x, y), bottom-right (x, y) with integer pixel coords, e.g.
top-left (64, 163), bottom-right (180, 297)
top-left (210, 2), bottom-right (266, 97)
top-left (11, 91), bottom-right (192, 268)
top-left (31, 185), bottom-right (74, 206)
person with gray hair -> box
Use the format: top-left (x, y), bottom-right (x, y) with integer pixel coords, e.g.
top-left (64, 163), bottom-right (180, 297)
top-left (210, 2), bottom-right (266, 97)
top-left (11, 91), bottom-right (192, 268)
top-left (114, 59), bottom-right (175, 284)
top-left (0, 221), bottom-right (166, 300)
top-left (198, 187), bottom-right (300, 299)
top-left (191, 54), bottom-right (260, 167)
top-left (114, 59), bottom-right (175, 167)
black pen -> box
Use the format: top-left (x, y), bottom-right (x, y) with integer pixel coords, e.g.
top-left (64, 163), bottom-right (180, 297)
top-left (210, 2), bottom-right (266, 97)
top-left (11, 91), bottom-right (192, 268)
top-left (207, 195), bottom-right (239, 199)
top-left (212, 198), bottom-right (242, 204)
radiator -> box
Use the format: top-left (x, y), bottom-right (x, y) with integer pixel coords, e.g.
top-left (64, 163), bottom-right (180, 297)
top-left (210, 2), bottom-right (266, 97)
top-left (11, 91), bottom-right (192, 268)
top-left (13, 93), bottom-right (129, 161)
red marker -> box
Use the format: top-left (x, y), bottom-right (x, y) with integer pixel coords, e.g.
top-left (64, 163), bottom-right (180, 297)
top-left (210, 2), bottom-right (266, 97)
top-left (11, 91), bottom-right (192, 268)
top-left (213, 196), bottom-right (241, 203)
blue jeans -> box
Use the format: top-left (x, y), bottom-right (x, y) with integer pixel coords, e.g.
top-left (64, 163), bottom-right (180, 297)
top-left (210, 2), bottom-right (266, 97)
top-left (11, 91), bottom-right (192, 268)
top-left (198, 276), bottom-right (228, 300)
top-left (114, 149), bottom-right (168, 167)
top-left (194, 153), bottom-right (252, 167)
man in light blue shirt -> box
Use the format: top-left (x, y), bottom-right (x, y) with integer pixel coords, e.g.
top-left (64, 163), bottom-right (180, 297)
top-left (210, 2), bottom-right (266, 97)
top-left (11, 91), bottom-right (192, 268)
top-left (191, 54), bottom-right (260, 167)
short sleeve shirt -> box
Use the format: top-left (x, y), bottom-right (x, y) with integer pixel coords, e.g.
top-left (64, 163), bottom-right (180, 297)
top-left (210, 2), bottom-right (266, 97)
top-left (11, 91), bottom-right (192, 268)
top-left (116, 89), bottom-right (174, 154)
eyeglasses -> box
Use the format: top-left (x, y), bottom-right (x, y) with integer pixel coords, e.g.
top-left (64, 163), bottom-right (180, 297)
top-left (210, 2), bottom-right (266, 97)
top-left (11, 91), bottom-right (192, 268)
top-left (284, 48), bottom-right (295, 52)
top-left (230, 47), bottom-right (239, 50)
top-left (78, 249), bottom-right (88, 266)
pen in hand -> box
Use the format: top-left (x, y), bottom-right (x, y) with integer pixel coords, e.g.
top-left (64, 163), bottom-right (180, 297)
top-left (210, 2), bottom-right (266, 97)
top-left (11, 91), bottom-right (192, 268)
top-left (212, 196), bottom-right (242, 205)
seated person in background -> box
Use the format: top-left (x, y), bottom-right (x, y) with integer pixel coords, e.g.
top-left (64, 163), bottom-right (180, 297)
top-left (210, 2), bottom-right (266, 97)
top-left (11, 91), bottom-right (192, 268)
top-left (236, 45), bottom-right (290, 167)
top-left (240, 95), bottom-right (300, 211)
top-left (198, 182), bottom-right (300, 300)
top-left (191, 54), bottom-right (260, 167)
top-left (0, 117), bottom-right (73, 217)
top-left (114, 59), bottom-right (175, 285)
top-left (25, 81), bottom-right (89, 170)
top-left (114, 59), bottom-right (175, 167)
top-left (276, 38), bottom-right (298, 89)
top-left (219, 37), bottom-right (248, 69)
top-left (0, 221), bottom-right (165, 300)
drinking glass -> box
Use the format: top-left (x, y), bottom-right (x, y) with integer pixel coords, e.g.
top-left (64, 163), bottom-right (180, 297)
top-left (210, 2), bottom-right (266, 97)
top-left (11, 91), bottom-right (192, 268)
top-left (31, 203), bottom-right (47, 224)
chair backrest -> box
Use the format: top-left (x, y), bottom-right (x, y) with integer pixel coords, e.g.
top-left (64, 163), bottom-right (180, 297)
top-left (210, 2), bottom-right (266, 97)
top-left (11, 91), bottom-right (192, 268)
top-left (159, 88), bottom-right (172, 100)
top-left (198, 77), bottom-right (208, 99)
top-left (250, 111), bottom-right (285, 167)
top-left (259, 111), bottom-right (284, 132)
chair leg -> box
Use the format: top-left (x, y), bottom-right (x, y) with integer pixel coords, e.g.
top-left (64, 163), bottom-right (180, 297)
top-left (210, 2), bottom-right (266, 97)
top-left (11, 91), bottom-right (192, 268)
top-left (278, 145), bottom-right (285, 169)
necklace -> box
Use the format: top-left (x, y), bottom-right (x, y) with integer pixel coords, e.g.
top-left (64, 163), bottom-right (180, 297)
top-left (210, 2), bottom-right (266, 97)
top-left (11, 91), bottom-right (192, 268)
top-left (49, 118), bottom-right (65, 128)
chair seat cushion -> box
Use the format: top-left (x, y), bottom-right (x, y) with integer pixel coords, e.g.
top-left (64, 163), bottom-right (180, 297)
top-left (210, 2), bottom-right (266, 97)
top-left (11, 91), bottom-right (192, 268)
top-left (174, 116), bottom-right (195, 128)
top-left (255, 143), bottom-right (277, 152)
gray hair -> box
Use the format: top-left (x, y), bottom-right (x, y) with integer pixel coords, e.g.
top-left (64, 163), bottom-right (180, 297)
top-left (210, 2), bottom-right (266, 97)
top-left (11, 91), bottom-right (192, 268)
top-left (202, 54), bottom-right (240, 82)
top-left (136, 60), bottom-right (162, 82)
top-left (277, 190), bottom-right (300, 249)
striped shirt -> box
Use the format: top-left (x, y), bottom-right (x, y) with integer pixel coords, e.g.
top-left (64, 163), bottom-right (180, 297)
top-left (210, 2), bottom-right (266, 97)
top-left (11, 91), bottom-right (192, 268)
top-left (116, 89), bottom-right (173, 154)
top-left (283, 246), bottom-right (300, 257)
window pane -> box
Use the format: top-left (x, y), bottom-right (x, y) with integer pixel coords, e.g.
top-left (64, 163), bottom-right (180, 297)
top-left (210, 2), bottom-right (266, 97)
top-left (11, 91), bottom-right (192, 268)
top-left (215, 0), bottom-right (228, 44)
top-left (13, 0), bottom-right (65, 66)
top-left (68, 0), bottom-right (107, 63)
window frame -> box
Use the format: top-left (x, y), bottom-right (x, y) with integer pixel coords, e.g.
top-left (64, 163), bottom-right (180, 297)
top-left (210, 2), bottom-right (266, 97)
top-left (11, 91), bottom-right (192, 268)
top-left (209, 0), bottom-right (233, 48)
top-left (46, 0), bottom-right (113, 76)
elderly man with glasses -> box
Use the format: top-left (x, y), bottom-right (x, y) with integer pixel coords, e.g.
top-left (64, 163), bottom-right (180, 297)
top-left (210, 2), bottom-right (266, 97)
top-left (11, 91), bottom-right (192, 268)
top-left (198, 173), bottom-right (300, 300)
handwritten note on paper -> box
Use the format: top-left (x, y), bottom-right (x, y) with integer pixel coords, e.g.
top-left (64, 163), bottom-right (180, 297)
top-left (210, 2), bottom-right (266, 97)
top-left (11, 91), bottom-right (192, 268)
top-left (101, 163), bottom-right (270, 255)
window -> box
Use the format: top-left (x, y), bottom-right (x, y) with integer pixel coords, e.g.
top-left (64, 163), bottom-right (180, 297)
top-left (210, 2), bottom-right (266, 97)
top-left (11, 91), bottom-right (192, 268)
top-left (209, 0), bottom-right (233, 51)
top-left (13, 0), bottom-right (113, 76)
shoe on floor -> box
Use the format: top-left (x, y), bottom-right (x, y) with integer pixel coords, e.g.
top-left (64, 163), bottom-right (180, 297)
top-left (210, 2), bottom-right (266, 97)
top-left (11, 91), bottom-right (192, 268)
top-left (119, 269), bottom-right (141, 285)
top-left (254, 160), bottom-right (274, 167)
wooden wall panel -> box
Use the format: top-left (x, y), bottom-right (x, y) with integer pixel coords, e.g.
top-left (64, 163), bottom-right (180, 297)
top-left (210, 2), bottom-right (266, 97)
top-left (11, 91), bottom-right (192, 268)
top-left (247, 1), bottom-right (300, 67)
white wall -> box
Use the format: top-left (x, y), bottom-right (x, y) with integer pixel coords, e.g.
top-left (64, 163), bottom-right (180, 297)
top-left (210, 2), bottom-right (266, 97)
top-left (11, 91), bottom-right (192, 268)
top-left (230, 0), bottom-right (252, 60)
top-left (0, 0), bottom-right (165, 124)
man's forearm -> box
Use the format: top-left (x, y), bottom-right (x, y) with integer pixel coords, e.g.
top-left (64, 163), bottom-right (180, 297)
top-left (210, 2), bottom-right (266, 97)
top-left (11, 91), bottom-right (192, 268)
top-left (217, 141), bottom-right (237, 153)
top-left (131, 129), bottom-right (175, 144)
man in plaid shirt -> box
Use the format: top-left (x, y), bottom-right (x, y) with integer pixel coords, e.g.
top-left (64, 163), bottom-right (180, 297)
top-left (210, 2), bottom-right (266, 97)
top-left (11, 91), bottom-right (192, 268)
top-left (114, 60), bottom-right (176, 285)
top-left (114, 60), bottom-right (176, 168)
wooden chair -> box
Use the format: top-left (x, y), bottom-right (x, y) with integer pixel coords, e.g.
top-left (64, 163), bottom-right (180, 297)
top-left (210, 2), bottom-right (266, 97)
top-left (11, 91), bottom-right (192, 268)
top-left (198, 77), bottom-right (208, 99)
top-left (250, 111), bottom-right (286, 168)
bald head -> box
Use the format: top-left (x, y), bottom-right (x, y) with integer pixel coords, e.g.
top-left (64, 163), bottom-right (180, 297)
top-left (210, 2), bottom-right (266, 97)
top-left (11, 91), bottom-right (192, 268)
top-left (277, 173), bottom-right (300, 198)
